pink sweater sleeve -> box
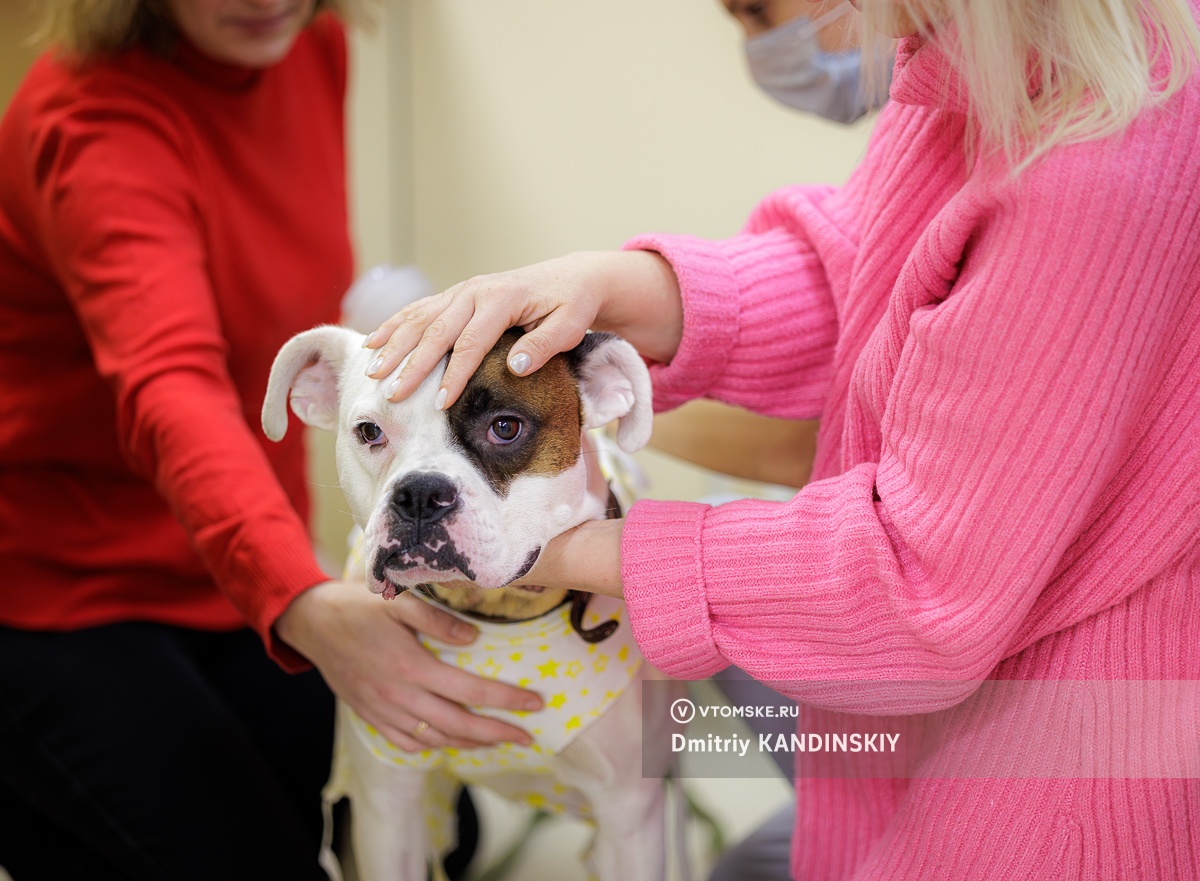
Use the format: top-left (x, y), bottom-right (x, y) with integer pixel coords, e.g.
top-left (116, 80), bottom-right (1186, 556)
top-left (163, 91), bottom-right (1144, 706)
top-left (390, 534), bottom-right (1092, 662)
top-left (623, 185), bottom-right (843, 418)
top-left (621, 138), bottom-right (1192, 712)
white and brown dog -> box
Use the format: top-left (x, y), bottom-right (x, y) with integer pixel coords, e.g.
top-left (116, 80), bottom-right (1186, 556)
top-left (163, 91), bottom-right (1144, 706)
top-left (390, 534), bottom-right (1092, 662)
top-left (262, 326), bottom-right (683, 881)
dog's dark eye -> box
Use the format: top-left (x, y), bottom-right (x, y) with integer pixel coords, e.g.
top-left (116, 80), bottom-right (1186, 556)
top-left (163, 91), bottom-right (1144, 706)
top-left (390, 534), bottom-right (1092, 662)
top-left (356, 422), bottom-right (386, 447)
top-left (487, 417), bottom-right (522, 445)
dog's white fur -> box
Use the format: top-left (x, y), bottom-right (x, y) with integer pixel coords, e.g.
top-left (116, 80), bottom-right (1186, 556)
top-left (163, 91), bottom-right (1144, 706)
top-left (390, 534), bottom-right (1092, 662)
top-left (262, 326), bottom-right (683, 881)
top-left (263, 326), bottom-right (651, 591)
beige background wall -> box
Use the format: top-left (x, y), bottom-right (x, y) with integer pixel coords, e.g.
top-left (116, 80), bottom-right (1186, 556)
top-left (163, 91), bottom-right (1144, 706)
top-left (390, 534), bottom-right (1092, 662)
top-left (351, 0), bottom-right (873, 274)
top-left (0, 2), bottom-right (37, 107)
top-left (0, 0), bottom-right (876, 565)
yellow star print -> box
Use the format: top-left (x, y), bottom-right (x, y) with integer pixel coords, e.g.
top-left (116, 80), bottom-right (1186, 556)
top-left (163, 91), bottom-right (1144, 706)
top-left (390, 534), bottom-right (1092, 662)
top-left (536, 659), bottom-right (560, 679)
top-left (476, 658), bottom-right (502, 678)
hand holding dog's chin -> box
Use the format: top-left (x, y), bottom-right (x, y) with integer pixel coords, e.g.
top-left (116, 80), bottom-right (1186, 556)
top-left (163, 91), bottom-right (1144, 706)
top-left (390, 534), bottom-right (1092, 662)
top-left (520, 518), bottom-right (625, 599)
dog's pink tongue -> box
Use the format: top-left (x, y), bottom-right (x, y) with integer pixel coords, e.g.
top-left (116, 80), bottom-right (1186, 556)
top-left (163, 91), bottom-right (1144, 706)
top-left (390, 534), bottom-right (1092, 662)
top-left (382, 584), bottom-right (398, 601)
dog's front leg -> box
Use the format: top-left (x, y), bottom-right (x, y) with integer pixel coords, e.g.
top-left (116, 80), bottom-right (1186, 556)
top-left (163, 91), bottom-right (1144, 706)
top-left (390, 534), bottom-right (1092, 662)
top-left (331, 702), bottom-right (437, 881)
top-left (577, 774), bottom-right (669, 881)
top-left (553, 673), bottom-right (685, 881)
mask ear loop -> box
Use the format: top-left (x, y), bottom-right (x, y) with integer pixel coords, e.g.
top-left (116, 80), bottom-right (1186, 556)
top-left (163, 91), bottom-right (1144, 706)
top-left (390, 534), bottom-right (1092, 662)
top-left (808, 0), bottom-right (856, 35)
top-left (745, 2), bottom-right (856, 83)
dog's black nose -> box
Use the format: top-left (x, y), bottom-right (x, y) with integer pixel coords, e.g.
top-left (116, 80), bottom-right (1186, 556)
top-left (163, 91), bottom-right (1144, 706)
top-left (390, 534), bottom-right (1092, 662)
top-left (390, 473), bottom-right (459, 524)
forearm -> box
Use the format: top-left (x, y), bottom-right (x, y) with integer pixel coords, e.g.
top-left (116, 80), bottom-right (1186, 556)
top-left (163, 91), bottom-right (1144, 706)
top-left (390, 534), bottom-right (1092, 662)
top-left (625, 220), bottom-right (839, 417)
top-left (588, 249), bottom-right (684, 365)
top-left (130, 369), bottom-right (328, 663)
top-left (525, 518), bottom-right (625, 599)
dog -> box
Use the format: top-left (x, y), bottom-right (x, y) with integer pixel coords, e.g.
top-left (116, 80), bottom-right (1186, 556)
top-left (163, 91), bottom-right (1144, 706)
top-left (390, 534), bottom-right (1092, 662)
top-left (262, 325), bottom-right (685, 881)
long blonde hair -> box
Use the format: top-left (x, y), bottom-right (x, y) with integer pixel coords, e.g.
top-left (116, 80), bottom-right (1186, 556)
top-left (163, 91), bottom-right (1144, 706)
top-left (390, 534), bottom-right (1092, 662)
top-left (859, 0), bottom-right (1200, 169)
top-left (33, 0), bottom-right (377, 59)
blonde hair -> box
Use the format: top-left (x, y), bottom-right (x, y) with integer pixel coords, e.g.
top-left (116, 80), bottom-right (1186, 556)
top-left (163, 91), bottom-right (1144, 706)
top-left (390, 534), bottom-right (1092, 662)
top-left (33, 0), bottom-right (377, 59)
top-left (858, 0), bottom-right (1200, 169)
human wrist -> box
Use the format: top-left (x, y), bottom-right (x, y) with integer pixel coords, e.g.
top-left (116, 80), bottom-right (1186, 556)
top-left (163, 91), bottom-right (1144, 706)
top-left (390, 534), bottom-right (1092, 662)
top-left (537, 518), bottom-right (624, 598)
top-left (273, 581), bottom-right (330, 659)
top-left (591, 249), bottom-right (683, 364)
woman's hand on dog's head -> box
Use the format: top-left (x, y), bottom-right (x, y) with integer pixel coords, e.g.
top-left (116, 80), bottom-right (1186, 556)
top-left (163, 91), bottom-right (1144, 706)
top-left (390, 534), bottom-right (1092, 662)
top-left (362, 250), bottom-right (683, 411)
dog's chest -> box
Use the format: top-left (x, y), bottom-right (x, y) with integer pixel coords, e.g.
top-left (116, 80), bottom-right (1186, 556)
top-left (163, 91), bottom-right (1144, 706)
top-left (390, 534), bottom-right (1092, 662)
top-left (416, 592), bottom-right (641, 751)
top-left (334, 587), bottom-right (643, 840)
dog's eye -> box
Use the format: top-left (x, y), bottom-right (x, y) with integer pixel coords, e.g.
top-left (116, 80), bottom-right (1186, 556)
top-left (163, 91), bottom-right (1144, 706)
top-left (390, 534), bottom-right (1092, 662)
top-left (487, 417), bottom-right (522, 445)
top-left (356, 422), bottom-right (387, 446)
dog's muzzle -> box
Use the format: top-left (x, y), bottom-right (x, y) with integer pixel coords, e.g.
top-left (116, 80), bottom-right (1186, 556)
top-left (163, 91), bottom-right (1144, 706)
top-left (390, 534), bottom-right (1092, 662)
top-left (372, 473), bottom-right (477, 596)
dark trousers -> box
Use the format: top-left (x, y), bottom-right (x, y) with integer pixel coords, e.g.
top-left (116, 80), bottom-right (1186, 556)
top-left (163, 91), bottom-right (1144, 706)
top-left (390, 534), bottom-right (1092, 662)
top-left (0, 622), bottom-right (335, 881)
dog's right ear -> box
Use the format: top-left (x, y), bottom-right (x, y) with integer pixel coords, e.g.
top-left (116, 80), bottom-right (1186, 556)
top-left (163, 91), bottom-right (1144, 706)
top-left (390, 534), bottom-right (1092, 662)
top-left (262, 325), bottom-right (364, 441)
top-left (568, 331), bottom-right (654, 453)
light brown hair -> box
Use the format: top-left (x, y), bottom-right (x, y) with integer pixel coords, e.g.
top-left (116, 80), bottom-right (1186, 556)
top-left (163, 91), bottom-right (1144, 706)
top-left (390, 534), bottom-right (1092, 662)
top-left (33, 0), bottom-right (377, 59)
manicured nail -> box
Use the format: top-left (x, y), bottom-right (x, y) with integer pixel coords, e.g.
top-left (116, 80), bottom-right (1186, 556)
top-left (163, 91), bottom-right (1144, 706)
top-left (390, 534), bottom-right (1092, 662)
top-left (362, 330), bottom-right (380, 348)
top-left (385, 378), bottom-right (401, 399)
top-left (434, 388), bottom-right (448, 411)
top-left (508, 352), bottom-right (531, 376)
top-left (367, 356), bottom-right (384, 375)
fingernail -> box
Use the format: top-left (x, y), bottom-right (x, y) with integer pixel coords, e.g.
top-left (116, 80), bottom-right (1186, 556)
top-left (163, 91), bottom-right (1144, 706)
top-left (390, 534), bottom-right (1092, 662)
top-left (523, 696), bottom-right (542, 712)
top-left (367, 356), bottom-right (384, 375)
top-left (362, 330), bottom-right (380, 348)
top-left (385, 378), bottom-right (401, 399)
top-left (508, 352), bottom-right (531, 376)
top-left (434, 388), bottom-right (448, 411)
top-left (451, 621), bottom-right (475, 641)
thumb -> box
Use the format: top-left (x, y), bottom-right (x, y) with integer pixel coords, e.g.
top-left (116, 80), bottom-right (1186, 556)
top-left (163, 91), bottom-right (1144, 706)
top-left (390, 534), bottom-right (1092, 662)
top-left (507, 316), bottom-right (587, 377)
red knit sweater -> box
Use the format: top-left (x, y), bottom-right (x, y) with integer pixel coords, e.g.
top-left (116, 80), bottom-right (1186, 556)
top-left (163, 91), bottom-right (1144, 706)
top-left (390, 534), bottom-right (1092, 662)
top-left (0, 15), bottom-right (351, 668)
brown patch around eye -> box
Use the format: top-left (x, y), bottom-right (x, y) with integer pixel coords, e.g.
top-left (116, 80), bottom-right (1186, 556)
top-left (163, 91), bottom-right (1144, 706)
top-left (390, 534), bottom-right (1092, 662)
top-left (446, 330), bottom-right (582, 496)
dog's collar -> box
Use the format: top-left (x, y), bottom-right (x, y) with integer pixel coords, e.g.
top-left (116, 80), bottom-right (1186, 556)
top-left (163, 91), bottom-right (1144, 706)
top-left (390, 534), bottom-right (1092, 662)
top-left (412, 583), bottom-right (572, 624)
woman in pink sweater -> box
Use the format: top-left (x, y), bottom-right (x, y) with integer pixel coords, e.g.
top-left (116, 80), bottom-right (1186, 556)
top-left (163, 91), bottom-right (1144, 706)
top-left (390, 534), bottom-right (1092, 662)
top-left (367, 0), bottom-right (1200, 878)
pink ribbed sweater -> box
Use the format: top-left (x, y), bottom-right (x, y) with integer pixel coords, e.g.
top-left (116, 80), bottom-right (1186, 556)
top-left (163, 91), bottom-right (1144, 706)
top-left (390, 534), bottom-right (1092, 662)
top-left (621, 29), bottom-right (1200, 881)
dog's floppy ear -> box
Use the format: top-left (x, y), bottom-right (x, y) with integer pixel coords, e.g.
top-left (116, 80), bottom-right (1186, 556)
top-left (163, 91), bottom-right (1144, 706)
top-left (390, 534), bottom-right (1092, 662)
top-left (568, 332), bottom-right (653, 453)
top-left (262, 325), bottom-right (364, 441)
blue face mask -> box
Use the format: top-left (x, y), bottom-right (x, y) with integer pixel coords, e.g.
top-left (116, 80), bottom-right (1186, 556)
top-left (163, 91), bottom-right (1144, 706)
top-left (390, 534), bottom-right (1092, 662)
top-left (744, 8), bottom-right (872, 125)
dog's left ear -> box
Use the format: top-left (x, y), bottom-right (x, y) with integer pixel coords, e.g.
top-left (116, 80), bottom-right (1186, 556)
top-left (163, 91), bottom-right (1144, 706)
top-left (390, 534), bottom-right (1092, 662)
top-left (262, 325), bottom-right (364, 441)
top-left (568, 332), bottom-right (653, 453)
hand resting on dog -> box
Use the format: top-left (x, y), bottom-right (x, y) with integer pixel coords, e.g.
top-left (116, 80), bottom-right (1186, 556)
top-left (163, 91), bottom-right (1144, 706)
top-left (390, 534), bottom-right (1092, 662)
top-left (276, 575), bottom-right (542, 754)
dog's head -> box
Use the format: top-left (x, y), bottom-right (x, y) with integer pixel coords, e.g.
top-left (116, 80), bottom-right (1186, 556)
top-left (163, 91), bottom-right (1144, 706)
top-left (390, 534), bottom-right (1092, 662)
top-left (262, 327), bottom-right (652, 598)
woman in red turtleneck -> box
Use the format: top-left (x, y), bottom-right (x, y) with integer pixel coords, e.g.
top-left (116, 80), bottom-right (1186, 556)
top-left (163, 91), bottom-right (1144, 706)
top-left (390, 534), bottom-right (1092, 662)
top-left (0, 2), bottom-right (537, 877)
